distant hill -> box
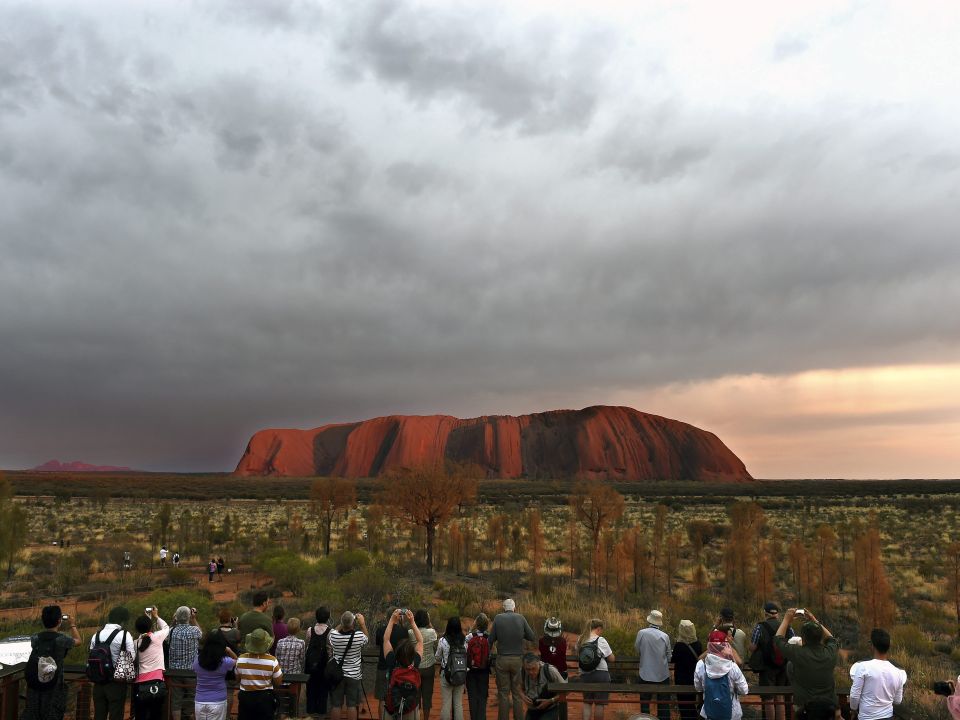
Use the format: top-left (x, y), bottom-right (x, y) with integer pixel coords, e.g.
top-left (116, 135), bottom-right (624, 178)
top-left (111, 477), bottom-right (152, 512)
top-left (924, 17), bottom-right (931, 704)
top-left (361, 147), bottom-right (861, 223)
top-left (30, 460), bottom-right (135, 472)
top-left (235, 405), bottom-right (753, 482)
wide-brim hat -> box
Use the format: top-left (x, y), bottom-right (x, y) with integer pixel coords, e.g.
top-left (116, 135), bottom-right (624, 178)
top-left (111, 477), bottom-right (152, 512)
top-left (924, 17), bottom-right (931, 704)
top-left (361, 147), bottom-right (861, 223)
top-left (646, 610), bottom-right (664, 627)
top-left (245, 628), bottom-right (273, 654)
top-left (677, 620), bottom-right (697, 643)
top-left (544, 617), bottom-right (562, 637)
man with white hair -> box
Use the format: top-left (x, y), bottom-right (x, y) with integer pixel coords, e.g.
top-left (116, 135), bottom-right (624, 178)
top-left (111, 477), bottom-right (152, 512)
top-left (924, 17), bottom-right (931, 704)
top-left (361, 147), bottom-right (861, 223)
top-left (168, 606), bottom-right (202, 720)
top-left (489, 599), bottom-right (536, 720)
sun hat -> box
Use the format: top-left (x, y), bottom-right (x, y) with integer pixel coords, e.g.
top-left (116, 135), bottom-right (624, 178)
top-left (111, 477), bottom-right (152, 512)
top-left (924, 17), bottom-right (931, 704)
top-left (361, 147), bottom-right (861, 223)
top-left (677, 620), bottom-right (697, 643)
top-left (245, 627), bottom-right (273, 654)
top-left (544, 617), bottom-right (562, 637)
top-left (646, 610), bottom-right (664, 627)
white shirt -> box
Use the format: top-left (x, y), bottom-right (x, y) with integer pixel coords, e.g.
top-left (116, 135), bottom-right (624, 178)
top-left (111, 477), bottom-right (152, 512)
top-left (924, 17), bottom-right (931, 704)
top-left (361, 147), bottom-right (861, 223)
top-left (849, 659), bottom-right (906, 720)
top-left (89, 624), bottom-right (136, 664)
top-left (579, 633), bottom-right (613, 672)
top-left (694, 655), bottom-right (749, 720)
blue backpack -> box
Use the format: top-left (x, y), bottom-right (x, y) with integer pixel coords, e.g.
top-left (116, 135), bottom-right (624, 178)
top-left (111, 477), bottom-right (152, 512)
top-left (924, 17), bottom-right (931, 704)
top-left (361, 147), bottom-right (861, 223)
top-left (703, 673), bottom-right (733, 720)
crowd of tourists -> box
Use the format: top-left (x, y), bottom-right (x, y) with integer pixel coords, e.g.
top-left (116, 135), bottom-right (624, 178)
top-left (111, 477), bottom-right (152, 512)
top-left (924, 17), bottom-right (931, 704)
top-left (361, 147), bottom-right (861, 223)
top-left (19, 595), bottom-right (936, 720)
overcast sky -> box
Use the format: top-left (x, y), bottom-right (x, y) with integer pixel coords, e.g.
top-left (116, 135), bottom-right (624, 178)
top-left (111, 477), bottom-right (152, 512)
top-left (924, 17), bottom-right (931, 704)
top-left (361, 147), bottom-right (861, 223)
top-left (2, 0), bottom-right (959, 477)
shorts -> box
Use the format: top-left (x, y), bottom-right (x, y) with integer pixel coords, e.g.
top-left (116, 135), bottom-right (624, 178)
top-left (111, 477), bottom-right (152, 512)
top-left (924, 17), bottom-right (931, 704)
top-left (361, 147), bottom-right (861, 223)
top-left (758, 668), bottom-right (790, 687)
top-left (375, 667), bottom-right (390, 700)
top-left (330, 677), bottom-right (363, 708)
top-left (577, 669), bottom-right (610, 704)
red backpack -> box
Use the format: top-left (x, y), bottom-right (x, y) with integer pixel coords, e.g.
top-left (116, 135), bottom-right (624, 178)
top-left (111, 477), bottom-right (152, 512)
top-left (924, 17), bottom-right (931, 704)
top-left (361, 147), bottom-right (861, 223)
top-left (467, 632), bottom-right (490, 671)
top-left (385, 665), bottom-right (421, 717)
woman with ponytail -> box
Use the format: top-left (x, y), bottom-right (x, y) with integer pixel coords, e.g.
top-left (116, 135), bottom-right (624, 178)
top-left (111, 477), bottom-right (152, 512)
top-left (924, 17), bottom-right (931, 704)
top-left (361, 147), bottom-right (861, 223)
top-left (574, 619), bottom-right (613, 720)
top-left (134, 607), bottom-right (171, 720)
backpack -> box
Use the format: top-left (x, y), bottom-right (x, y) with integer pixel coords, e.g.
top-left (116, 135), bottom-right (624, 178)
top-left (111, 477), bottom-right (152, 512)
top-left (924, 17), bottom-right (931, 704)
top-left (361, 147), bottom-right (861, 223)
top-left (749, 619), bottom-right (785, 671)
top-left (444, 641), bottom-right (468, 686)
top-left (466, 632), bottom-right (490, 670)
top-left (702, 672), bottom-right (734, 720)
top-left (385, 664), bottom-right (421, 716)
top-left (578, 639), bottom-right (602, 673)
top-left (86, 627), bottom-right (122, 684)
top-left (25, 633), bottom-right (62, 691)
top-left (305, 626), bottom-right (330, 674)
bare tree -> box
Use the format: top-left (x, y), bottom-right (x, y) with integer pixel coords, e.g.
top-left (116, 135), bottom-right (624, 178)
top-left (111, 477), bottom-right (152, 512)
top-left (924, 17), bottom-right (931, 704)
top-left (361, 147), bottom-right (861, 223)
top-left (379, 463), bottom-right (479, 574)
top-left (568, 480), bottom-right (625, 591)
top-left (0, 475), bottom-right (27, 579)
top-left (310, 477), bottom-right (357, 555)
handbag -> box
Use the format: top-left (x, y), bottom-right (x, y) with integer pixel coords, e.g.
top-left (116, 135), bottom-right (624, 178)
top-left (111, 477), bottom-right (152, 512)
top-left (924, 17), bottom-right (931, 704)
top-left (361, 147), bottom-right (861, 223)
top-left (114, 631), bottom-right (137, 682)
top-left (324, 630), bottom-right (356, 687)
top-left (136, 679), bottom-right (167, 702)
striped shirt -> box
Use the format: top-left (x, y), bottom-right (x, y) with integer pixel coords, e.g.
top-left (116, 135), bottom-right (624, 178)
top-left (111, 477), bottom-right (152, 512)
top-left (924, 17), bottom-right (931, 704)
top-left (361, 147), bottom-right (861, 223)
top-left (235, 653), bottom-right (282, 691)
top-left (327, 630), bottom-right (368, 679)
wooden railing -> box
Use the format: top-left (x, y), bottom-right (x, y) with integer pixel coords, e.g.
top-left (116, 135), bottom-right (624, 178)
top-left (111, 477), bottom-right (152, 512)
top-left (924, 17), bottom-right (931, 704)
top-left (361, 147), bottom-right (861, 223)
top-left (1, 660), bottom-right (862, 720)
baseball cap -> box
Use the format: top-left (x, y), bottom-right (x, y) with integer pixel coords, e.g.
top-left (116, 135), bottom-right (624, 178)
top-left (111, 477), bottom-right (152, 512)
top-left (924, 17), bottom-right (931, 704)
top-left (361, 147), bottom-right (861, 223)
top-left (763, 601), bottom-right (780, 614)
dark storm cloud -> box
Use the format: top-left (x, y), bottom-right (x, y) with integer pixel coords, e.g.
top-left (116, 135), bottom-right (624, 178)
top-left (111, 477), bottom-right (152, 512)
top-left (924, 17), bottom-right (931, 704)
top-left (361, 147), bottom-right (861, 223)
top-left (330, 1), bottom-right (613, 133)
top-left (1, 2), bottom-right (959, 471)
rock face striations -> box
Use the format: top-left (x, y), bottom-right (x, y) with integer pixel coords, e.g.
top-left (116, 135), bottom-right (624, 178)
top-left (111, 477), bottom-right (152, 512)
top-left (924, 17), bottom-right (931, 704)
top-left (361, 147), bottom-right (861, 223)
top-left (235, 406), bottom-right (752, 482)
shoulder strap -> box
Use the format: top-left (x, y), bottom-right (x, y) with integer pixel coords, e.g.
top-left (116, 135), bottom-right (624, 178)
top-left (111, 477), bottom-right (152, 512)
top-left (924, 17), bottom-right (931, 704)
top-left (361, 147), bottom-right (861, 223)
top-left (102, 627), bottom-right (122, 645)
top-left (340, 630), bottom-right (356, 663)
top-left (684, 642), bottom-right (698, 660)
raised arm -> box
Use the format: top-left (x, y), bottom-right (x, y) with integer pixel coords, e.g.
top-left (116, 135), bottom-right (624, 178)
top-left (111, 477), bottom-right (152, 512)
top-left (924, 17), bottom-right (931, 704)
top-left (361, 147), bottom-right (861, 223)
top-left (802, 610), bottom-right (833, 640)
top-left (384, 612), bottom-right (398, 656)
top-left (406, 610), bottom-right (424, 657)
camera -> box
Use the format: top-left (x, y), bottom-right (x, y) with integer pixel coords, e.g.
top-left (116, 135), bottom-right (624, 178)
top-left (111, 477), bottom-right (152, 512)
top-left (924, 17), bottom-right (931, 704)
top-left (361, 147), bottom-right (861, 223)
top-left (933, 681), bottom-right (954, 696)
top-left (62, 615), bottom-right (69, 620)
top-left (795, 609), bottom-right (806, 617)
top-left (145, 607), bottom-right (153, 613)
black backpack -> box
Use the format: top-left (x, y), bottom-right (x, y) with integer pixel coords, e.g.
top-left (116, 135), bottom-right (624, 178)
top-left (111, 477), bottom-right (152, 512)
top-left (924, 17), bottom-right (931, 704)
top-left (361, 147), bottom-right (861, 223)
top-left (25, 633), bottom-right (62, 691)
top-left (748, 619), bottom-right (785, 672)
top-left (305, 626), bottom-right (330, 674)
top-left (87, 628), bottom-right (122, 684)
top-left (444, 642), bottom-right (468, 686)
top-left (578, 639), bottom-right (602, 672)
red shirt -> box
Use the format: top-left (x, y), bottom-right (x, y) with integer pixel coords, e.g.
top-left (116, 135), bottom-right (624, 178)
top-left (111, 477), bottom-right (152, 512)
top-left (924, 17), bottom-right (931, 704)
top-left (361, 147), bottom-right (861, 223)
top-left (539, 636), bottom-right (567, 675)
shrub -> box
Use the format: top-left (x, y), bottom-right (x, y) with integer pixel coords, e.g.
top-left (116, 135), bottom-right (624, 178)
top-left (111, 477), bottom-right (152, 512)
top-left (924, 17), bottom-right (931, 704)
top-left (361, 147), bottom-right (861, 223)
top-left (441, 585), bottom-right (478, 616)
top-left (433, 602), bottom-right (460, 624)
top-left (332, 549), bottom-right (371, 577)
top-left (337, 566), bottom-right (393, 613)
top-left (255, 550), bottom-right (326, 595)
top-left (891, 624), bottom-right (933, 657)
top-left (165, 568), bottom-right (193, 585)
top-left (602, 625), bottom-right (637, 659)
top-left (126, 588), bottom-right (216, 629)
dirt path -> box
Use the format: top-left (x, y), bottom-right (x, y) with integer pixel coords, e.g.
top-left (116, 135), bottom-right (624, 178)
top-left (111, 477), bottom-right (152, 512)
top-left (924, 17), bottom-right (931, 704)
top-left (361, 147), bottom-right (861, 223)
top-left (0, 567), bottom-right (263, 626)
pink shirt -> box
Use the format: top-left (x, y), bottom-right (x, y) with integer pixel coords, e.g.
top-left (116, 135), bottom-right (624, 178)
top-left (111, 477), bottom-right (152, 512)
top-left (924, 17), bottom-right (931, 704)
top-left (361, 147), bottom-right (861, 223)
top-left (137, 618), bottom-right (170, 682)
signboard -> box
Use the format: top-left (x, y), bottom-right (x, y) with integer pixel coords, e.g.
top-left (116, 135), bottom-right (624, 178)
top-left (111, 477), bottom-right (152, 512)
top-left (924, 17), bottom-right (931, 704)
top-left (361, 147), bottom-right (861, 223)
top-left (0, 636), bottom-right (32, 667)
